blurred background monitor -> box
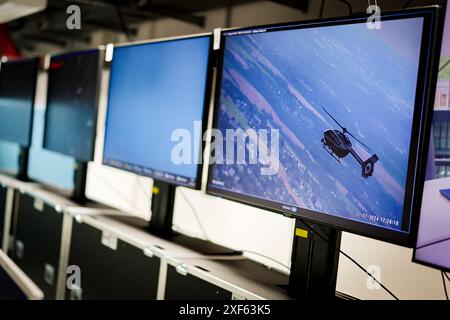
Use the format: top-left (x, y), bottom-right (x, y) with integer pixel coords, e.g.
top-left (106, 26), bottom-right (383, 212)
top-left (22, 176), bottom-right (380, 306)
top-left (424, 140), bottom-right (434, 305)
top-left (207, 8), bottom-right (439, 246)
top-left (0, 57), bottom-right (39, 147)
top-left (0, 250), bottom-right (43, 300)
top-left (43, 49), bottom-right (101, 162)
top-left (414, 4), bottom-right (450, 271)
top-left (103, 35), bottom-right (212, 189)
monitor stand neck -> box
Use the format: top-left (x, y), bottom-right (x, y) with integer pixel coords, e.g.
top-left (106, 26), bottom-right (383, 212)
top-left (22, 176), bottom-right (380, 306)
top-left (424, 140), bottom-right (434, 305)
top-left (288, 219), bottom-right (341, 298)
top-left (148, 179), bottom-right (176, 239)
top-left (17, 146), bottom-right (30, 182)
top-left (72, 160), bottom-right (88, 204)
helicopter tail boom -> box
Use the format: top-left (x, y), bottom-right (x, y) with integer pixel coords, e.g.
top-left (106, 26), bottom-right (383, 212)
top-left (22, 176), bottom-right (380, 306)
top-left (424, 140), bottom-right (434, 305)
top-left (349, 149), bottom-right (378, 178)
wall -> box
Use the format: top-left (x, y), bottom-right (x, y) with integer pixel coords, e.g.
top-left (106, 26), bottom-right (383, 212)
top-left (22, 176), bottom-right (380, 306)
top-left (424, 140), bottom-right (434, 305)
top-left (18, 0), bottom-right (448, 300)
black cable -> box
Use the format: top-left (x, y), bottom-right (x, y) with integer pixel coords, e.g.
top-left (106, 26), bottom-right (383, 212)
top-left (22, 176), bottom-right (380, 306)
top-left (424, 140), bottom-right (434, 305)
top-left (115, 5), bottom-right (133, 41)
top-left (444, 272), bottom-right (450, 282)
top-left (337, 0), bottom-right (352, 15)
top-left (440, 59), bottom-right (450, 73)
top-left (442, 271), bottom-right (449, 300)
top-left (301, 220), bottom-right (400, 300)
top-left (403, 0), bottom-right (414, 9)
top-left (319, 0), bottom-right (326, 18)
top-left (416, 237), bottom-right (450, 250)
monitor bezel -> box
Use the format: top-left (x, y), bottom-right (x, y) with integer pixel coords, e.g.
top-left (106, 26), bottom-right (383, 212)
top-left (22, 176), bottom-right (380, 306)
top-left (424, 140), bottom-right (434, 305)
top-left (0, 56), bottom-right (40, 148)
top-left (43, 48), bottom-right (103, 162)
top-left (102, 33), bottom-right (214, 190)
top-left (206, 7), bottom-right (443, 247)
top-left (413, 1), bottom-right (450, 269)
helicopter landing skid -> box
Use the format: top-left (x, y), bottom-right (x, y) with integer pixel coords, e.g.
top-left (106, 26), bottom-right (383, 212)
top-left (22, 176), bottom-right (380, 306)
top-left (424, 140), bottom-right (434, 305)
top-left (322, 145), bottom-right (340, 163)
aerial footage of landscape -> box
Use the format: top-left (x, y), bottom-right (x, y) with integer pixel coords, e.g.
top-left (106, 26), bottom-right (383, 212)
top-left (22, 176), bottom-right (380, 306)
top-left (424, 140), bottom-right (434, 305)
top-left (210, 17), bottom-right (425, 231)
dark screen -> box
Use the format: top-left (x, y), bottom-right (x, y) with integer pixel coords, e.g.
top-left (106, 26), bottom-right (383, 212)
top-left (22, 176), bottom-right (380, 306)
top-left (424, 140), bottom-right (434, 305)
top-left (0, 57), bottom-right (38, 147)
top-left (44, 49), bottom-right (100, 161)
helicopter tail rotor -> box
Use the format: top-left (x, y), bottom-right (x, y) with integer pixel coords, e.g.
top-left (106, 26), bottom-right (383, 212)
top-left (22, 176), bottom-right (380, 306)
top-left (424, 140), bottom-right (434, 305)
top-left (361, 154), bottom-right (379, 178)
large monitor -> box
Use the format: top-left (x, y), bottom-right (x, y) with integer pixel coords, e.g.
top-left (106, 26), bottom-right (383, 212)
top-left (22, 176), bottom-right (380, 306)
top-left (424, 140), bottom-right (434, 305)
top-left (414, 4), bottom-right (450, 271)
top-left (207, 8), bottom-right (440, 246)
top-left (0, 250), bottom-right (43, 300)
top-left (103, 35), bottom-right (212, 189)
top-left (0, 57), bottom-right (39, 147)
top-left (43, 49), bottom-right (101, 162)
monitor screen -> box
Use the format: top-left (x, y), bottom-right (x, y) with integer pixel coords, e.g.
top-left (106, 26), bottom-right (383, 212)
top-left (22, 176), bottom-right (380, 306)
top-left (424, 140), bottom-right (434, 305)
top-left (0, 57), bottom-right (39, 147)
top-left (0, 250), bottom-right (43, 300)
top-left (44, 49), bottom-right (101, 162)
top-left (414, 4), bottom-right (450, 271)
top-left (207, 8), bottom-right (439, 246)
top-left (103, 35), bottom-right (212, 189)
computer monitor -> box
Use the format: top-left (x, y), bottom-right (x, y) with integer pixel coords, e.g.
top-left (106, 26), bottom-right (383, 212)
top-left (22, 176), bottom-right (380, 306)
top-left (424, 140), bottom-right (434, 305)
top-left (0, 250), bottom-right (43, 300)
top-left (103, 35), bottom-right (212, 189)
top-left (207, 8), bottom-right (440, 246)
top-left (43, 49), bottom-right (102, 162)
top-left (0, 57), bottom-right (39, 147)
top-left (413, 4), bottom-right (450, 271)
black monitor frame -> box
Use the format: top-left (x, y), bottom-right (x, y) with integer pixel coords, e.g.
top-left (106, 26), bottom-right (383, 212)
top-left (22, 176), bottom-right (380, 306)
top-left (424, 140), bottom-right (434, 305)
top-left (0, 56), bottom-right (40, 181)
top-left (0, 56), bottom-right (39, 148)
top-left (102, 33), bottom-right (215, 191)
top-left (206, 7), bottom-right (444, 248)
top-left (43, 48), bottom-right (103, 163)
top-left (413, 1), bottom-right (450, 270)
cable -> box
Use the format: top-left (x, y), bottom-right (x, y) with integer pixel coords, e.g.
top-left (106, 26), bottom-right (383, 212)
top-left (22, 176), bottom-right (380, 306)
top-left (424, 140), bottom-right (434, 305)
top-left (442, 271), bottom-right (449, 300)
top-left (115, 5), bottom-right (133, 41)
top-left (417, 237), bottom-right (450, 250)
top-left (444, 272), bottom-right (450, 282)
top-left (301, 220), bottom-right (400, 300)
top-left (403, 0), bottom-right (413, 9)
top-left (242, 249), bottom-right (291, 271)
top-left (319, 0), bottom-right (326, 18)
top-left (178, 189), bottom-right (290, 272)
top-left (439, 59), bottom-right (450, 73)
top-left (178, 188), bottom-right (211, 242)
top-left (89, 170), bottom-right (144, 213)
top-left (337, 0), bottom-right (352, 15)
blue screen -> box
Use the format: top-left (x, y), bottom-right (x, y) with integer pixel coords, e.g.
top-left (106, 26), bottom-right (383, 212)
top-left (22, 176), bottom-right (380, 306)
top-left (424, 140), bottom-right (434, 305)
top-left (208, 17), bottom-right (426, 232)
top-left (103, 36), bottom-right (211, 188)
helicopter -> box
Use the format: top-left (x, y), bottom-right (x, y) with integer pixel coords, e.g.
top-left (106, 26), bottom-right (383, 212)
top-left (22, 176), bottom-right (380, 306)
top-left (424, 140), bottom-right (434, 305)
top-left (321, 107), bottom-right (379, 179)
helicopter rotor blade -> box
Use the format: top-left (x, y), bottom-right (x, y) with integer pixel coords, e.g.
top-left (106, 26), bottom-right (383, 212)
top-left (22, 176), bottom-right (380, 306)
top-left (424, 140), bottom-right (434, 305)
top-left (321, 107), bottom-right (345, 131)
top-left (347, 131), bottom-right (372, 152)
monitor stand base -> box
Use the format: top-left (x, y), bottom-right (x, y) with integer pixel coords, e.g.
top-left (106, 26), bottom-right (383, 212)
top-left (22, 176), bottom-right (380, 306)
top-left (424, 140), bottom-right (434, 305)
top-left (145, 179), bottom-right (241, 256)
top-left (288, 219), bottom-right (341, 298)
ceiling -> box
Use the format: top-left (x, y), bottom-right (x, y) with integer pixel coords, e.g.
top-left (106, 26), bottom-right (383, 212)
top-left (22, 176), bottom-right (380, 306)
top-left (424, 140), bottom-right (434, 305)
top-left (4, 0), bottom-right (309, 52)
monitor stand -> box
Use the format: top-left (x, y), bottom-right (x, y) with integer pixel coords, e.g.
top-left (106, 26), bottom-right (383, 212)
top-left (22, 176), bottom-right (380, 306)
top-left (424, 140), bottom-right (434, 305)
top-left (145, 179), bottom-right (241, 256)
top-left (16, 146), bottom-right (30, 182)
top-left (288, 219), bottom-right (341, 298)
top-left (72, 160), bottom-right (88, 204)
